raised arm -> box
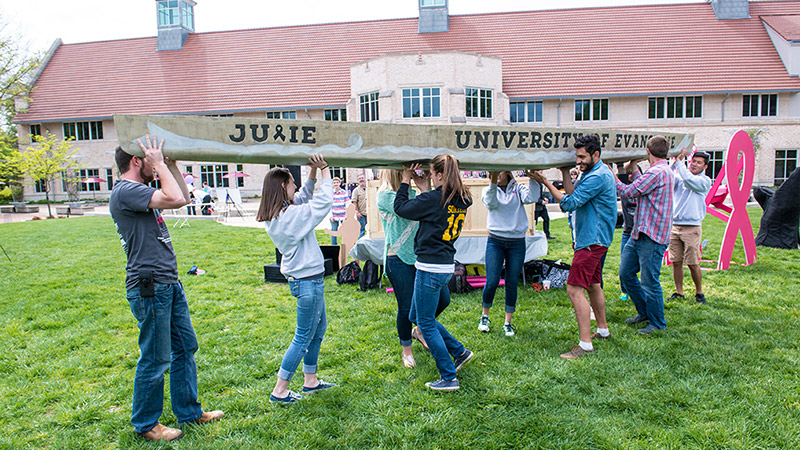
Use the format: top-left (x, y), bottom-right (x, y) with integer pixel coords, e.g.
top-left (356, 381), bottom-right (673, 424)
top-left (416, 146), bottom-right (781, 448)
top-left (140, 135), bottom-right (189, 210)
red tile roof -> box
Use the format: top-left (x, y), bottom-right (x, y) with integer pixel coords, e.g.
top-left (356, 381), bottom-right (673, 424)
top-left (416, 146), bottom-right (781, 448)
top-left (761, 14), bottom-right (800, 41)
top-left (15, 1), bottom-right (800, 123)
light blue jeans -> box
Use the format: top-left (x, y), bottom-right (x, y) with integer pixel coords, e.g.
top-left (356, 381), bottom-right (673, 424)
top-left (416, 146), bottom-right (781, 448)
top-left (619, 231), bottom-right (631, 294)
top-left (127, 282), bottom-right (203, 434)
top-left (620, 234), bottom-right (668, 329)
top-left (278, 277), bottom-right (327, 381)
top-left (409, 270), bottom-right (465, 381)
top-left (357, 216), bottom-right (367, 238)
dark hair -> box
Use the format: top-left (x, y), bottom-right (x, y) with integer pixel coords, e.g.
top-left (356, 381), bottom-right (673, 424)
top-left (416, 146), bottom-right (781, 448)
top-left (647, 136), bottom-right (669, 158)
top-left (255, 168), bottom-right (294, 222)
top-left (431, 154), bottom-right (472, 206)
top-left (574, 134), bottom-right (601, 156)
top-left (693, 151), bottom-right (710, 165)
top-left (115, 146), bottom-right (135, 174)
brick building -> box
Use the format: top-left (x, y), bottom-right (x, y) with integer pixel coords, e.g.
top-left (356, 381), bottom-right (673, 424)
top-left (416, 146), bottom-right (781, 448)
top-left (13, 0), bottom-right (800, 200)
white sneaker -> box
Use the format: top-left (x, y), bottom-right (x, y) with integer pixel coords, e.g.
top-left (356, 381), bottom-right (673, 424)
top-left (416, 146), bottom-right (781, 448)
top-left (502, 322), bottom-right (515, 336)
top-left (478, 314), bottom-right (490, 332)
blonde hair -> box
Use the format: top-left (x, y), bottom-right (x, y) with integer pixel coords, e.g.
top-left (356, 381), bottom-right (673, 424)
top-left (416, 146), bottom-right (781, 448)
top-left (379, 169), bottom-right (404, 192)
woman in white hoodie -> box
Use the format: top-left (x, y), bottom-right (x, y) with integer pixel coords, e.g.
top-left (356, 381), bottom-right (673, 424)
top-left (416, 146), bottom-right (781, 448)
top-left (478, 170), bottom-right (540, 336)
top-left (256, 154), bottom-right (335, 404)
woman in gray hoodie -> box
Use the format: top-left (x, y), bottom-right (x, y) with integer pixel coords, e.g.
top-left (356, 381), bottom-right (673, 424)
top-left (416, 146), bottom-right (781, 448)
top-left (256, 154), bottom-right (335, 404)
top-left (478, 170), bottom-right (540, 336)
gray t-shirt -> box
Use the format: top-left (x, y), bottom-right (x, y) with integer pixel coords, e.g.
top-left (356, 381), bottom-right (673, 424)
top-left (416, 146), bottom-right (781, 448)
top-left (110, 180), bottom-right (179, 290)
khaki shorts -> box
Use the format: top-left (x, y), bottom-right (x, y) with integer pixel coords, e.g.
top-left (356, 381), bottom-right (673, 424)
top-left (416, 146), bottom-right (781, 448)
top-left (669, 225), bottom-right (702, 265)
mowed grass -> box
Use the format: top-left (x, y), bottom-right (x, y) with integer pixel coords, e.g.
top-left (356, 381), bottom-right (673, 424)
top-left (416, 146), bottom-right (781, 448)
top-left (0, 208), bottom-right (798, 449)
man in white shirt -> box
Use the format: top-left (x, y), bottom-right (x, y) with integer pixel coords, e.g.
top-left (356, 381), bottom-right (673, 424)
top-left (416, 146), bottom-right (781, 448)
top-left (667, 148), bottom-right (712, 304)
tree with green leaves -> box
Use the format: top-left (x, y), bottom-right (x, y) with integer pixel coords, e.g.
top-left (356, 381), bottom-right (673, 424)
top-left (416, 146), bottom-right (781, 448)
top-left (1, 18), bottom-right (41, 131)
top-left (13, 133), bottom-right (80, 217)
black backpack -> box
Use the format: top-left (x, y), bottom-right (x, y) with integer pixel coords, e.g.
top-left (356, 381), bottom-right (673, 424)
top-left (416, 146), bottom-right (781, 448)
top-left (448, 261), bottom-right (474, 294)
top-left (358, 260), bottom-right (381, 291)
top-left (336, 261), bottom-right (361, 285)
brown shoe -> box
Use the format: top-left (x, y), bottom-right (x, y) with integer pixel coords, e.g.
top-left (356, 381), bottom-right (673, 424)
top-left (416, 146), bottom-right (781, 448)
top-left (590, 332), bottom-right (610, 340)
top-left (139, 423), bottom-right (184, 442)
top-left (559, 345), bottom-right (594, 360)
top-left (411, 326), bottom-right (429, 351)
top-left (197, 410), bottom-right (224, 424)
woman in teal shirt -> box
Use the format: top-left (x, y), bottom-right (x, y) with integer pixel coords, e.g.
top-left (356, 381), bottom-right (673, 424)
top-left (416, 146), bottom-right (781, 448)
top-left (377, 169), bottom-right (449, 368)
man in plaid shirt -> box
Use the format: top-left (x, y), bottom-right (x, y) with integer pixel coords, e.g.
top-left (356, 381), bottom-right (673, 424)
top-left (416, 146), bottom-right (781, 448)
top-left (613, 136), bottom-right (674, 334)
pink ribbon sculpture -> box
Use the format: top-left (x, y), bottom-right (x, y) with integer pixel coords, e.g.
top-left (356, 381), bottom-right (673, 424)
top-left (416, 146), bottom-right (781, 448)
top-left (704, 130), bottom-right (757, 270)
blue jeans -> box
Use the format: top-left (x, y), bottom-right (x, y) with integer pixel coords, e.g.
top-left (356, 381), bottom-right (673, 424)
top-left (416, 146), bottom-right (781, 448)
top-left (357, 216), bottom-right (367, 238)
top-left (386, 256), bottom-right (450, 346)
top-left (409, 270), bottom-right (465, 381)
top-left (331, 221), bottom-right (340, 245)
top-left (127, 282), bottom-right (203, 434)
top-left (619, 232), bottom-right (631, 294)
top-left (278, 277), bottom-right (327, 381)
top-left (619, 234), bottom-right (668, 329)
top-left (481, 237), bottom-right (526, 313)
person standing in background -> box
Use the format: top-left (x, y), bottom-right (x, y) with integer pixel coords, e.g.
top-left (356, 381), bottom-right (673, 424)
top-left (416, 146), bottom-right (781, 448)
top-left (351, 173), bottom-right (368, 238)
top-left (330, 177), bottom-right (349, 245)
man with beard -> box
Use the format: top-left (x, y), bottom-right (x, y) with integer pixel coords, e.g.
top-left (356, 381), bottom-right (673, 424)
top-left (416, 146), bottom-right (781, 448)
top-left (351, 173), bottom-right (369, 237)
top-left (533, 134), bottom-right (617, 359)
top-left (110, 136), bottom-right (223, 442)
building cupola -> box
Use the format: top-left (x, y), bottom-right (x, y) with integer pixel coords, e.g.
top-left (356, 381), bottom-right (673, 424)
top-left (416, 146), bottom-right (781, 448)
top-left (710, 0), bottom-right (750, 20)
top-left (156, 0), bottom-right (196, 50)
top-left (418, 0), bottom-right (449, 33)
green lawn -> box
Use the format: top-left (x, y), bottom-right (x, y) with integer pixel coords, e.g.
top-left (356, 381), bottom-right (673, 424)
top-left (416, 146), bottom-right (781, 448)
top-left (0, 208), bottom-right (798, 448)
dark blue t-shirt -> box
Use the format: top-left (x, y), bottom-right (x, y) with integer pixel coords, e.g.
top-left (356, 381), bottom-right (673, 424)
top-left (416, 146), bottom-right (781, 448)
top-left (109, 180), bottom-right (179, 290)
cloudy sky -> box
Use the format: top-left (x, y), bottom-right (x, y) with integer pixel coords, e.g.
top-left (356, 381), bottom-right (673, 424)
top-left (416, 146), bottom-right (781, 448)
top-left (1, 0), bottom-right (704, 54)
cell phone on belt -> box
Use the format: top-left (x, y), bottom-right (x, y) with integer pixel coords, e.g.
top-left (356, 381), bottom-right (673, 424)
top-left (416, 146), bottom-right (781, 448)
top-left (138, 270), bottom-right (155, 297)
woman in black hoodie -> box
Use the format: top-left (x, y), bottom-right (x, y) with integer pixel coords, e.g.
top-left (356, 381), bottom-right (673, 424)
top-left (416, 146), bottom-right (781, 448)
top-left (394, 154), bottom-right (474, 391)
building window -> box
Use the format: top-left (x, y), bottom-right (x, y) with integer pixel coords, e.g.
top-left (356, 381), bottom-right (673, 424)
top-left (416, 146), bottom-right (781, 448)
top-left (266, 111), bottom-right (295, 119)
top-left (106, 168), bottom-right (114, 190)
top-left (330, 167), bottom-right (346, 181)
top-left (648, 96), bottom-right (702, 119)
top-left (775, 149), bottom-right (798, 186)
top-left (575, 99), bottom-right (608, 121)
top-left (466, 88), bottom-right (492, 119)
top-left (402, 88), bottom-right (441, 118)
top-left (324, 109), bottom-right (347, 121)
top-left (360, 92), bottom-right (379, 122)
top-left (63, 121), bottom-right (103, 141)
top-left (34, 179), bottom-right (47, 193)
top-left (743, 94), bottom-right (777, 117)
top-left (181, 1), bottom-right (194, 29)
top-left (421, 0), bottom-right (446, 6)
top-left (158, 0), bottom-right (179, 26)
top-left (200, 164), bottom-right (230, 189)
top-left (705, 150), bottom-right (725, 180)
top-left (29, 124), bottom-right (41, 137)
top-left (510, 101), bottom-right (543, 123)
top-left (235, 164), bottom-right (245, 188)
top-left (78, 169), bottom-right (100, 192)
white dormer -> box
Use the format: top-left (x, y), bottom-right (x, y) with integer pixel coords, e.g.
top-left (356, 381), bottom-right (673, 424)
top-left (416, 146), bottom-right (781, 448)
top-left (156, 0), bottom-right (196, 51)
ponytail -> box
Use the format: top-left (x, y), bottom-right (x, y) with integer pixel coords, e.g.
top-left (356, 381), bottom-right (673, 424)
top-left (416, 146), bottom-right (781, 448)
top-left (431, 154), bottom-right (472, 207)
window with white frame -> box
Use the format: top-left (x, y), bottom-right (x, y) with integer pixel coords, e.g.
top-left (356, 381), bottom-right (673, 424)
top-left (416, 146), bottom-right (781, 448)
top-left (266, 111), bottom-right (296, 119)
top-left (63, 121), bottom-right (103, 141)
top-left (575, 99), bottom-right (608, 121)
top-left (330, 167), bottom-right (346, 181)
top-left (510, 101), bottom-right (543, 123)
top-left (743, 94), bottom-right (777, 117)
top-left (200, 164), bottom-right (230, 188)
top-left (158, 1), bottom-right (180, 26)
top-left (648, 96), bottom-right (702, 119)
top-left (402, 87), bottom-right (440, 118)
top-left (775, 149), bottom-right (798, 186)
top-left (29, 124), bottom-right (41, 137)
top-left (421, 0), bottom-right (446, 6)
top-left (235, 164), bottom-right (245, 188)
top-left (466, 88), bottom-right (492, 119)
top-left (181, 1), bottom-right (194, 29)
top-left (360, 92), bottom-right (379, 122)
top-left (705, 150), bottom-right (725, 180)
top-left (324, 109), bottom-right (347, 121)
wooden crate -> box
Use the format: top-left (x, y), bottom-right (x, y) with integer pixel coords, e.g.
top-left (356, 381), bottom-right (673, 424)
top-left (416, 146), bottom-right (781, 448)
top-left (366, 177), bottom-right (539, 238)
